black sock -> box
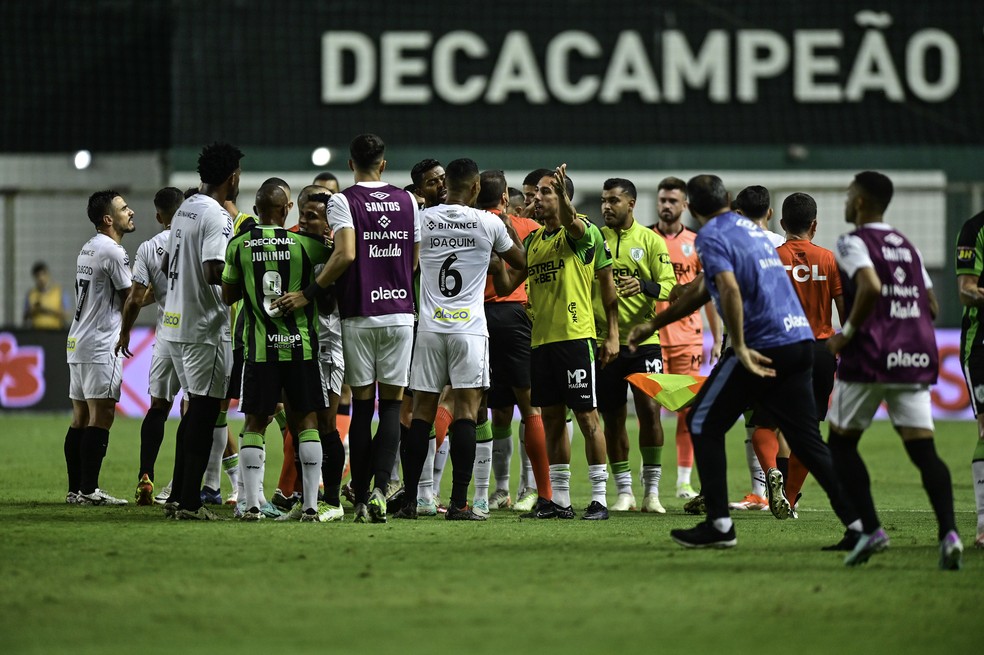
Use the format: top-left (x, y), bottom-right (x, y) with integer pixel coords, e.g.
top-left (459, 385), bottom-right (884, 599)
top-left (449, 418), bottom-right (476, 509)
top-left (372, 399), bottom-right (402, 491)
top-left (139, 406), bottom-right (169, 481)
top-left (170, 419), bottom-right (187, 505)
top-left (828, 432), bottom-right (879, 533)
top-left (64, 426), bottom-right (84, 493)
top-left (350, 398), bottom-right (375, 504)
top-left (79, 426), bottom-right (109, 494)
top-left (904, 439), bottom-right (957, 540)
top-left (402, 419), bottom-right (432, 508)
top-left (337, 402), bottom-right (350, 416)
top-left (179, 396), bottom-right (221, 512)
top-left (320, 429), bottom-right (344, 506)
top-left (776, 456), bottom-right (789, 490)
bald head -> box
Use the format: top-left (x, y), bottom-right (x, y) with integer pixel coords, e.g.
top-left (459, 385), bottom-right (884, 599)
top-left (254, 183), bottom-right (288, 225)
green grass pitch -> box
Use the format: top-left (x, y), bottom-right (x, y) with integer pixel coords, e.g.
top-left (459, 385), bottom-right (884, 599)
top-left (0, 414), bottom-right (979, 654)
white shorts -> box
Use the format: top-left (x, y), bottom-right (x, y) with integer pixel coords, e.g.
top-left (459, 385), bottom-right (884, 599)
top-left (410, 331), bottom-right (489, 393)
top-left (342, 323), bottom-right (412, 388)
top-left (148, 339), bottom-right (180, 402)
top-left (828, 380), bottom-right (934, 432)
top-left (168, 340), bottom-right (232, 399)
top-left (319, 313), bottom-right (345, 395)
top-left (69, 359), bottom-right (123, 401)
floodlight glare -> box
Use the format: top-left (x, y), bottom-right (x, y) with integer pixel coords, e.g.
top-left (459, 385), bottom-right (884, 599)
top-left (74, 150), bottom-right (92, 170)
top-left (311, 147), bottom-right (331, 166)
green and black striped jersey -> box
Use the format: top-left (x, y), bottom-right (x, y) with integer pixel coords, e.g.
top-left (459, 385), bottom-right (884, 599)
top-left (956, 210), bottom-right (984, 361)
top-left (223, 224), bottom-right (332, 362)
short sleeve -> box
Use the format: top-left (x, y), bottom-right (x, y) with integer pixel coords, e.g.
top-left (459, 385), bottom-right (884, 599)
top-left (202, 207), bottom-right (231, 263)
top-left (834, 234), bottom-right (873, 280)
top-left (327, 193), bottom-right (354, 233)
top-left (221, 239), bottom-right (240, 285)
top-left (106, 245), bottom-right (132, 292)
top-left (409, 192), bottom-right (421, 243)
top-left (955, 214), bottom-right (984, 276)
top-left (489, 217), bottom-right (513, 254)
top-left (131, 242), bottom-right (151, 287)
top-left (695, 231), bottom-right (733, 280)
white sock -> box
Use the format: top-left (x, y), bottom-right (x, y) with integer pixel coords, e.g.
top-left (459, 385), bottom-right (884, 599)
top-left (588, 464), bottom-right (608, 506)
top-left (973, 458), bottom-right (984, 532)
top-left (847, 519), bottom-right (863, 532)
top-left (491, 432), bottom-right (513, 492)
top-left (299, 440), bottom-right (323, 512)
top-left (236, 435), bottom-right (245, 503)
top-left (519, 423), bottom-right (533, 492)
top-left (473, 440), bottom-right (493, 503)
top-left (222, 455), bottom-right (239, 493)
top-left (713, 517), bottom-right (734, 533)
top-left (433, 437), bottom-right (450, 492)
top-left (614, 470), bottom-right (633, 495)
top-left (566, 419), bottom-right (574, 444)
top-left (550, 464), bottom-right (571, 507)
top-left (258, 447), bottom-right (268, 505)
top-left (677, 465), bottom-right (692, 486)
top-left (642, 464), bottom-right (662, 496)
top-left (240, 447), bottom-right (264, 511)
top-left (418, 436), bottom-right (436, 502)
top-left (203, 425), bottom-right (226, 490)
top-left (745, 434), bottom-right (766, 496)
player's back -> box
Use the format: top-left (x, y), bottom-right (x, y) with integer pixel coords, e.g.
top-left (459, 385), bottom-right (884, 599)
top-left (68, 233), bottom-right (131, 363)
top-left (160, 193), bottom-right (232, 345)
top-left (224, 224), bottom-right (331, 362)
top-left (777, 239), bottom-right (841, 339)
top-left (133, 230), bottom-right (172, 327)
top-left (330, 182), bottom-right (418, 321)
top-left (418, 204), bottom-right (511, 336)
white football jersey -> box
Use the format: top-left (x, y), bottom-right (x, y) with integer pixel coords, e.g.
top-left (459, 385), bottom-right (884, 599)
top-left (131, 229), bottom-right (171, 328)
top-left (159, 194), bottom-right (232, 345)
top-left (417, 204), bottom-right (512, 336)
top-left (67, 233), bottom-right (132, 363)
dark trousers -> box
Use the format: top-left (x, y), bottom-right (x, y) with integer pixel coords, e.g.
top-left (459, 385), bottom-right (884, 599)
top-left (687, 341), bottom-right (857, 527)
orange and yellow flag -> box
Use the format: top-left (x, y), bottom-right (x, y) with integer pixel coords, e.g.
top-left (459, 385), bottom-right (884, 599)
top-left (626, 373), bottom-right (706, 411)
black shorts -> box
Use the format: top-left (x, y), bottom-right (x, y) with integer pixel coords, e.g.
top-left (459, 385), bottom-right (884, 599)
top-left (596, 344), bottom-right (663, 413)
top-left (530, 338), bottom-right (597, 412)
top-left (961, 342), bottom-right (984, 416)
top-left (746, 340), bottom-right (837, 426)
top-left (241, 359), bottom-right (328, 417)
top-left (227, 348), bottom-right (244, 401)
top-left (486, 302), bottom-right (533, 408)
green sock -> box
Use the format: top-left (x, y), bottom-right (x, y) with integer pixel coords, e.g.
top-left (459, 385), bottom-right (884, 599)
top-left (273, 408), bottom-right (288, 431)
top-left (476, 420), bottom-right (493, 442)
top-left (641, 446), bottom-right (662, 467)
top-left (611, 460), bottom-right (631, 475)
top-left (491, 424), bottom-right (512, 440)
top-left (974, 440), bottom-right (984, 460)
top-left (215, 409), bottom-right (228, 428)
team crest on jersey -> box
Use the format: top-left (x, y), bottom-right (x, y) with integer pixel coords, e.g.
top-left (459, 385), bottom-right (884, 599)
top-left (369, 191), bottom-right (390, 200)
top-left (630, 247), bottom-right (644, 262)
top-left (957, 246), bottom-right (975, 265)
top-left (682, 244), bottom-right (694, 257)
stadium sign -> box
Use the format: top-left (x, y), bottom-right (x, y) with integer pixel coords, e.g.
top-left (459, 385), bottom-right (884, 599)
top-left (323, 20), bottom-right (959, 106)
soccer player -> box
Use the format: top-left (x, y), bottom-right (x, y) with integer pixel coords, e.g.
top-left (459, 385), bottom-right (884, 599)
top-left (313, 171), bottom-right (341, 194)
top-left (159, 142), bottom-right (242, 520)
top-left (521, 168), bottom-right (552, 220)
top-left (411, 159), bottom-right (448, 208)
top-left (476, 169), bottom-right (549, 513)
top-left (955, 204), bottom-right (984, 549)
top-left (291, 185), bottom-right (346, 521)
top-left (594, 178), bottom-right (676, 512)
top-left (274, 133), bottom-right (420, 524)
top-left (728, 185), bottom-right (786, 511)
top-left (65, 190), bottom-right (136, 505)
top-left (507, 187), bottom-right (526, 217)
top-left (397, 158), bottom-right (525, 520)
top-left (222, 183), bottom-right (332, 522)
top-left (116, 186), bottom-right (184, 505)
top-left (628, 174), bottom-right (860, 549)
top-left (769, 192), bottom-right (845, 518)
top-left (493, 165), bottom-right (618, 520)
top-left (828, 171), bottom-right (962, 569)
top-left (652, 176), bottom-right (720, 499)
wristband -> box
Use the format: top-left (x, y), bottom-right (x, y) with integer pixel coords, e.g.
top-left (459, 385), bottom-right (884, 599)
top-left (302, 282), bottom-right (321, 301)
top-left (841, 321), bottom-right (856, 340)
